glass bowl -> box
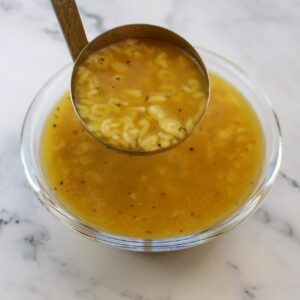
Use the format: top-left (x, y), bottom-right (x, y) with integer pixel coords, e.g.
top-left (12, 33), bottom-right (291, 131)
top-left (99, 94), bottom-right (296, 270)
top-left (20, 48), bottom-right (282, 252)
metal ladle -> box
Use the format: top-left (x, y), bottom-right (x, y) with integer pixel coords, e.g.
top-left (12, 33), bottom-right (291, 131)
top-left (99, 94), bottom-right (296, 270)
top-left (51, 0), bottom-right (210, 155)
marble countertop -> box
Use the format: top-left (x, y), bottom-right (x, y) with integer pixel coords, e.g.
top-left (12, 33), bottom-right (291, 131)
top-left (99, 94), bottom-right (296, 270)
top-left (0, 0), bottom-right (299, 299)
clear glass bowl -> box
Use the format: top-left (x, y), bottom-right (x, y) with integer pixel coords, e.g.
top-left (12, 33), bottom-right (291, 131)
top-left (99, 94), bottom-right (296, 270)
top-left (20, 48), bottom-right (282, 252)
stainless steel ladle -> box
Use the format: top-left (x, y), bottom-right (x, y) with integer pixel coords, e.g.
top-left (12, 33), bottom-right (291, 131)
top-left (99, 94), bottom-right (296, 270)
top-left (50, 0), bottom-right (210, 155)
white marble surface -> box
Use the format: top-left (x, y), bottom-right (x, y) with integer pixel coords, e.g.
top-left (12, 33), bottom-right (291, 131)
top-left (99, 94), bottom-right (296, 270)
top-left (0, 0), bottom-right (299, 299)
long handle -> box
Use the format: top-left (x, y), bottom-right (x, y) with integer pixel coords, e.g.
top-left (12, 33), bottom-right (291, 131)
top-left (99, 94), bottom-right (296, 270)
top-left (50, 0), bottom-right (88, 61)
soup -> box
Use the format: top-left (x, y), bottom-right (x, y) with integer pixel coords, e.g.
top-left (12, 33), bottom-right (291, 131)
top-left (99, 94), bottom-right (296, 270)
top-left (73, 38), bottom-right (208, 152)
top-left (40, 73), bottom-right (264, 238)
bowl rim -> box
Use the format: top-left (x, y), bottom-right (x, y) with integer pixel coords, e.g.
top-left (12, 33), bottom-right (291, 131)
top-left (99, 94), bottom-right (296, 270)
top-left (20, 47), bottom-right (282, 252)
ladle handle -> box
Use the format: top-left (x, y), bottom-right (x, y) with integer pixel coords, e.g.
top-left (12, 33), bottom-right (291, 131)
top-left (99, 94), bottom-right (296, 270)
top-left (50, 0), bottom-right (88, 61)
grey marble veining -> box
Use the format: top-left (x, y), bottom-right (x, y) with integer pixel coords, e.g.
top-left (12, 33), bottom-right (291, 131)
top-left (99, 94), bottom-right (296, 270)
top-left (0, 0), bottom-right (299, 299)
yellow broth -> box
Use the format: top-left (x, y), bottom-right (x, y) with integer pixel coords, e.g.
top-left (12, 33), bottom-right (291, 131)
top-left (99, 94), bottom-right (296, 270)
top-left (74, 38), bottom-right (208, 152)
top-left (41, 73), bottom-right (264, 238)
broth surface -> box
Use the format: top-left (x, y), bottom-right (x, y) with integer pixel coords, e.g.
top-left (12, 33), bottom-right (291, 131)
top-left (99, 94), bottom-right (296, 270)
top-left (41, 73), bottom-right (264, 238)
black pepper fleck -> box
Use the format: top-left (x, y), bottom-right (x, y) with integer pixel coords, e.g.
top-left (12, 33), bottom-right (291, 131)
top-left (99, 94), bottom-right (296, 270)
top-left (53, 124), bottom-right (57, 128)
top-left (189, 147), bottom-right (194, 151)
